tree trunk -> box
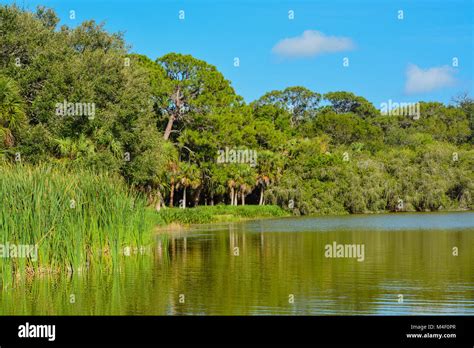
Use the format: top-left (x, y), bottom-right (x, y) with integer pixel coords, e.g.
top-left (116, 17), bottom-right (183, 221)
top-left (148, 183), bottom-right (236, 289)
top-left (163, 115), bottom-right (175, 140)
top-left (146, 185), bottom-right (153, 205)
top-left (164, 87), bottom-right (181, 140)
top-left (241, 193), bottom-right (245, 206)
top-left (230, 187), bottom-right (234, 206)
top-left (259, 187), bottom-right (264, 205)
top-left (193, 185), bottom-right (202, 207)
top-left (182, 187), bottom-right (187, 209)
top-left (155, 190), bottom-right (162, 212)
top-left (234, 191), bottom-right (238, 206)
top-left (169, 181), bottom-right (175, 207)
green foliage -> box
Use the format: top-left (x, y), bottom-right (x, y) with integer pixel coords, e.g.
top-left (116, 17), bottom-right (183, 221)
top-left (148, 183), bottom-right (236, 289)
top-left (0, 4), bottom-right (472, 223)
top-left (324, 91), bottom-right (379, 118)
top-left (311, 111), bottom-right (382, 146)
top-left (156, 52), bottom-right (240, 141)
top-left (0, 75), bottom-right (26, 147)
top-left (253, 86), bottom-right (321, 126)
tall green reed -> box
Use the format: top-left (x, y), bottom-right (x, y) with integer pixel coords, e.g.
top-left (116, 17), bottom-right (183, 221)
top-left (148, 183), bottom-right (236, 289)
top-left (0, 164), bottom-right (155, 286)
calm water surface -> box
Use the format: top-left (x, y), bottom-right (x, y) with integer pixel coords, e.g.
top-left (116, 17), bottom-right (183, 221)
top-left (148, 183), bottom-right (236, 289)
top-left (1, 212), bottom-right (473, 315)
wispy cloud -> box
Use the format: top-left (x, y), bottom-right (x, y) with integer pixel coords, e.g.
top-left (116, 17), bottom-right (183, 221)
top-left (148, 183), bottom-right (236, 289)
top-left (405, 64), bottom-right (457, 94)
top-left (272, 30), bottom-right (355, 58)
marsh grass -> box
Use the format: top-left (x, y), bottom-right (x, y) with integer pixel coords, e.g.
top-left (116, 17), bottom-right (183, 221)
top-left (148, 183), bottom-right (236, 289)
top-left (0, 164), bottom-right (156, 287)
top-left (158, 205), bottom-right (288, 225)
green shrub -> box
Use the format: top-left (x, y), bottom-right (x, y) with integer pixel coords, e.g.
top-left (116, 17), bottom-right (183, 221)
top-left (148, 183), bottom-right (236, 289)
top-left (158, 205), bottom-right (287, 225)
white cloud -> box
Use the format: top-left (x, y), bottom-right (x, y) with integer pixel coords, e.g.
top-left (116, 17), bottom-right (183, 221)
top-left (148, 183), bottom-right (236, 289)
top-left (272, 30), bottom-right (354, 58)
top-left (405, 64), bottom-right (457, 94)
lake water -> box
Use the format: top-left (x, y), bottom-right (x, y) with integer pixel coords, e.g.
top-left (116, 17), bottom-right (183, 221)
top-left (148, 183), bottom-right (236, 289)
top-left (1, 212), bottom-right (473, 315)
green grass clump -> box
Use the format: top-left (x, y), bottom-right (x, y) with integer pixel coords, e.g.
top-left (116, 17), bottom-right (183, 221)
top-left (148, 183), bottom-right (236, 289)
top-left (0, 164), bottom-right (155, 283)
top-left (158, 205), bottom-right (288, 225)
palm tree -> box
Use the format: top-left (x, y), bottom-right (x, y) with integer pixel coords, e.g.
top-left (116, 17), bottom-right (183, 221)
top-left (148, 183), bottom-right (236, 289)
top-left (155, 142), bottom-right (178, 208)
top-left (0, 76), bottom-right (26, 148)
top-left (240, 182), bottom-right (253, 205)
top-left (256, 150), bottom-right (285, 205)
top-left (233, 164), bottom-right (256, 206)
top-left (176, 162), bottom-right (201, 209)
top-left (227, 178), bottom-right (236, 205)
top-left (167, 161), bottom-right (179, 207)
top-left (55, 134), bottom-right (95, 160)
top-left (257, 175), bottom-right (270, 205)
top-left (207, 165), bottom-right (227, 205)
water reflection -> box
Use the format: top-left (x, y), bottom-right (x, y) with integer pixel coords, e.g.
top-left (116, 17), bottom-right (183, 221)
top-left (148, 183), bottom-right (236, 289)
top-left (1, 212), bottom-right (473, 315)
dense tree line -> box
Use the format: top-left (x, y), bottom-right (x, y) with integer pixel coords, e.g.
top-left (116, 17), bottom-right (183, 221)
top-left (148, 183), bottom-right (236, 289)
top-left (1, 5), bottom-right (473, 214)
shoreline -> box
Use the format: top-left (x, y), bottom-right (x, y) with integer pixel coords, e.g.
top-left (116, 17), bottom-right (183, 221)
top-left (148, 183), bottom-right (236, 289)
top-left (154, 207), bottom-right (474, 233)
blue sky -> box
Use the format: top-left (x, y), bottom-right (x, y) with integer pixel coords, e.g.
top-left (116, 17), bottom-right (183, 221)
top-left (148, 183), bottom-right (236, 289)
top-left (4, 0), bottom-right (473, 107)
